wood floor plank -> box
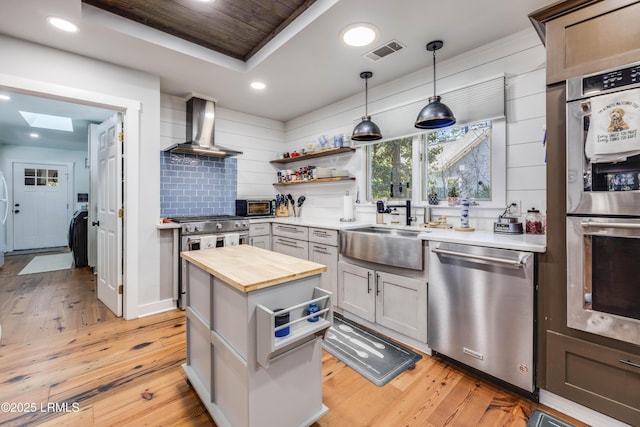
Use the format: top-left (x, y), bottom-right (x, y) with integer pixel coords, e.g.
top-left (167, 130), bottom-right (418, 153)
top-left (0, 252), bottom-right (590, 427)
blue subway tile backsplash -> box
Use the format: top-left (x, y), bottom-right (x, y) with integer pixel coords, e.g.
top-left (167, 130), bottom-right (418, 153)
top-left (160, 152), bottom-right (237, 217)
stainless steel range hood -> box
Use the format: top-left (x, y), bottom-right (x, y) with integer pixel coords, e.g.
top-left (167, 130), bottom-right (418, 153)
top-left (164, 97), bottom-right (242, 158)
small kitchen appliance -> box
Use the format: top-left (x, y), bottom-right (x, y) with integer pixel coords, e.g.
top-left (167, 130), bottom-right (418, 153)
top-left (235, 199), bottom-right (275, 217)
top-left (493, 215), bottom-right (523, 234)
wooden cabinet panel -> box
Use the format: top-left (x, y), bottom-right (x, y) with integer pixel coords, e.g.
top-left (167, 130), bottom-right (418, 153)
top-left (546, 0), bottom-right (640, 83)
top-left (546, 331), bottom-right (640, 424)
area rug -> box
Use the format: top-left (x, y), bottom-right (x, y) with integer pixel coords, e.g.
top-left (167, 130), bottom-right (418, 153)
top-left (18, 252), bottom-right (73, 275)
top-left (527, 409), bottom-right (575, 427)
top-left (322, 315), bottom-right (422, 386)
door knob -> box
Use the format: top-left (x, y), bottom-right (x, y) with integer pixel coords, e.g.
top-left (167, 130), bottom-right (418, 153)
top-left (14, 203), bottom-right (19, 207)
top-left (14, 210), bottom-right (19, 214)
top-left (92, 221), bottom-right (100, 226)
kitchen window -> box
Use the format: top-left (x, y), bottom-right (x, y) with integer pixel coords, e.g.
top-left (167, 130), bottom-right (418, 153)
top-left (362, 76), bottom-right (506, 206)
top-left (366, 136), bottom-right (414, 201)
top-left (365, 118), bottom-right (504, 206)
top-left (423, 120), bottom-right (493, 201)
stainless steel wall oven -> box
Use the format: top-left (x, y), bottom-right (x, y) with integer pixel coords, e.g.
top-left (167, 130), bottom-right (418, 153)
top-left (566, 62), bottom-right (640, 345)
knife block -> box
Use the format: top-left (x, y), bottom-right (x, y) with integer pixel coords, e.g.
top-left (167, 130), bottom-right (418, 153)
top-left (276, 204), bottom-right (289, 217)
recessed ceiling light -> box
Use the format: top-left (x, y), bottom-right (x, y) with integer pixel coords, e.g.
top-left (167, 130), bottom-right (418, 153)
top-left (47, 16), bottom-right (78, 33)
top-left (250, 82), bottom-right (266, 90)
top-left (0, 94), bottom-right (10, 101)
top-left (30, 133), bottom-right (40, 138)
top-left (340, 23), bottom-right (379, 47)
top-left (19, 111), bottom-right (74, 132)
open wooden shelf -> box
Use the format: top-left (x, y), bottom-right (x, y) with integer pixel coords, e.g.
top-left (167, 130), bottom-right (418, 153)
top-left (273, 177), bottom-right (355, 185)
top-left (270, 147), bottom-right (355, 164)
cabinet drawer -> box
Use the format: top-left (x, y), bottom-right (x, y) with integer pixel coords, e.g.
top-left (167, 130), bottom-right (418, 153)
top-left (272, 237), bottom-right (309, 260)
top-left (249, 223), bottom-right (271, 237)
top-left (272, 224), bottom-right (308, 240)
top-left (308, 227), bottom-right (338, 246)
top-left (546, 331), bottom-right (640, 424)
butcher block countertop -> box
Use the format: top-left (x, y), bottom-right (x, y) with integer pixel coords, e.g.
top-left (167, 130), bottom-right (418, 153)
top-left (180, 244), bottom-right (327, 293)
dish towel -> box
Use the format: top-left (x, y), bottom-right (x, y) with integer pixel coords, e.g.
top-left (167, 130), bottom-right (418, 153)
top-left (224, 233), bottom-right (240, 247)
top-left (586, 88), bottom-right (640, 163)
top-left (199, 235), bottom-right (218, 249)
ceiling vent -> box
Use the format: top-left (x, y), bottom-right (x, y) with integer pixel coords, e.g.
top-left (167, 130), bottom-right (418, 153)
top-left (364, 40), bottom-right (405, 62)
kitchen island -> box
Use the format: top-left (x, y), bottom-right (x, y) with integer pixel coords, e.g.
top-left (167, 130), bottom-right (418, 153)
top-left (180, 244), bottom-right (332, 427)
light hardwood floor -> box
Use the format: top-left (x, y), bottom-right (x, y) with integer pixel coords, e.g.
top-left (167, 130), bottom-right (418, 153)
top-left (0, 251), bottom-right (588, 426)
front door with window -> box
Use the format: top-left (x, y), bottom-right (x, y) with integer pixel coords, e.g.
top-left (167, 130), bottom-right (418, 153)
top-left (12, 162), bottom-right (70, 250)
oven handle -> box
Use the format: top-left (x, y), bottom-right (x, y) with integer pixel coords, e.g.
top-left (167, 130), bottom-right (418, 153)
top-left (581, 221), bottom-right (640, 230)
top-left (431, 248), bottom-right (527, 267)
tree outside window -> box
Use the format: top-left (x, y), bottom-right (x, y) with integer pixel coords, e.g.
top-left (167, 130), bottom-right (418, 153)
top-left (424, 120), bottom-right (492, 201)
top-left (367, 137), bottom-right (413, 201)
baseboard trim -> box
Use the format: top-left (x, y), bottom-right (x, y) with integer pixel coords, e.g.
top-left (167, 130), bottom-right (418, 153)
top-left (137, 299), bottom-right (177, 318)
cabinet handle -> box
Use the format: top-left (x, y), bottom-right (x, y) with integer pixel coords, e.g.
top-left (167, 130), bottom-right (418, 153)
top-left (279, 226), bottom-right (303, 233)
top-left (376, 273), bottom-right (380, 296)
top-left (367, 272), bottom-right (372, 293)
top-left (619, 359), bottom-right (640, 369)
top-left (276, 239), bottom-right (300, 249)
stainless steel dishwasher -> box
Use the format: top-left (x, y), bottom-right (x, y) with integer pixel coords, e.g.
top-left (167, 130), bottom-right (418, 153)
top-left (428, 241), bottom-right (535, 392)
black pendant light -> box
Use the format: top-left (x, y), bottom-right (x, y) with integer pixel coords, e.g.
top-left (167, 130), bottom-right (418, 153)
top-left (352, 71), bottom-right (382, 141)
top-left (415, 40), bottom-right (456, 129)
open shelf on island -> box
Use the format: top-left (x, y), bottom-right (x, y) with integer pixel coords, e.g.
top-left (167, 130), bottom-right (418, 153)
top-left (256, 287), bottom-right (332, 368)
top-left (274, 176), bottom-right (355, 185)
top-left (270, 147), bottom-right (355, 164)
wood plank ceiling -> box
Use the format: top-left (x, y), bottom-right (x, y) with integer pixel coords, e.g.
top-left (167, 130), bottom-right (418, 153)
top-left (82, 0), bottom-right (317, 61)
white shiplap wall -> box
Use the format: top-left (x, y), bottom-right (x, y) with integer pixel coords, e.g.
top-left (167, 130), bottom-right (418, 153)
top-left (160, 93), bottom-right (286, 198)
top-left (281, 28), bottom-right (547, 229)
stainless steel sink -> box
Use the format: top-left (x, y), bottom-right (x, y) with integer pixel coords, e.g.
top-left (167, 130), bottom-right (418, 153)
top-left (340, 226), bottom-right (425, 270)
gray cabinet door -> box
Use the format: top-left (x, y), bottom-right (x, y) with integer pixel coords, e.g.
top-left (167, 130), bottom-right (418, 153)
top-left (338, 261), bottom-right (374, 322)
top-left (375, 271), bottom-right (427, 342)
top-left (250, 235), bottom-right (271, 250)
top-left (309, 243), bottom-right (338, 304)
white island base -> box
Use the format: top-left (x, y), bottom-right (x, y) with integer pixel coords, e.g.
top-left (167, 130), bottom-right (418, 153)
top-left (181, 245), bottom-right (332, 427)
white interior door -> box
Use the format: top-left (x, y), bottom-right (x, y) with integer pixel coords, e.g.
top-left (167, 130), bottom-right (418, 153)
top-left (12, 162), bottom-right (70, 250)
top-left (96, 114), bottom-right (123, 317)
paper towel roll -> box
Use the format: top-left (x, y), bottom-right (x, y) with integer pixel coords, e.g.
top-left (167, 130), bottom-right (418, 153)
top-left (343, 194), bottom-right (353, 219)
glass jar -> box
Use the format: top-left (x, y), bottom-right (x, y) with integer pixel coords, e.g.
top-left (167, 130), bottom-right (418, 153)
top-left (525, 209), bottom-right (544, 234)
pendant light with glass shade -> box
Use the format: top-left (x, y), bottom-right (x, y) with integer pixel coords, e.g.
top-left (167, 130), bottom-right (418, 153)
top-left (351, 71), bottom-right (382, 141)
top-left (415, 40), bottom-right (456, 129)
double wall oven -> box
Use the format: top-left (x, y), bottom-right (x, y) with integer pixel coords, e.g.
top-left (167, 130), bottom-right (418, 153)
top-left (170, 215), bottom-right (249, 309)
top-left (566, 62), bottom-right (640, 345)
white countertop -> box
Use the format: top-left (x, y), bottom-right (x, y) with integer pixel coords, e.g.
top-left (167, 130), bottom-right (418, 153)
top-left (169, 216), bottom-right (546, 252)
